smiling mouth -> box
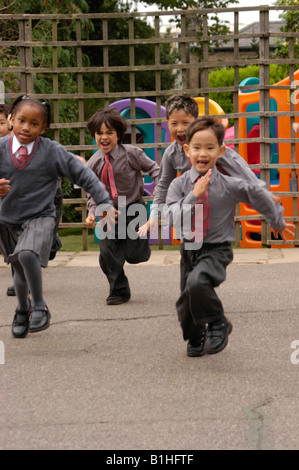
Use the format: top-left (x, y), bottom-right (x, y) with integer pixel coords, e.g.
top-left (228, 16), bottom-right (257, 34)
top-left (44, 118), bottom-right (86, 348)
top-left (177, 135), bottom-right (186, 143)
top-left (19, 133), bottom-right (31, 140)
top-left (197, 160), bottom-right (208, 165)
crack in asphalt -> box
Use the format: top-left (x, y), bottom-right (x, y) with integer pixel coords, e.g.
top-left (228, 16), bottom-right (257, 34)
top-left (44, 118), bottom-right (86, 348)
top-left (244, 397), bottom-right (274, 450)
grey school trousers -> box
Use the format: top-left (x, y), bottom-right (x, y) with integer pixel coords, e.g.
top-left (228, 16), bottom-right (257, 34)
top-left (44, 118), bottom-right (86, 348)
top-left (99, 199), bottom-right (151, 296)
top-left (176, 241), bottom-right (233, 341)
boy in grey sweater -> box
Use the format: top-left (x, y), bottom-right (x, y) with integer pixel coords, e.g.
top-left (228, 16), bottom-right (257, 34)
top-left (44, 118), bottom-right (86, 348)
top-left (165, 117), bottom-right (294, 357)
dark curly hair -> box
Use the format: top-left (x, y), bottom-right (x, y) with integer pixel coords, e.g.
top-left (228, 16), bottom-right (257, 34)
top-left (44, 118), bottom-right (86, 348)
top-left (87, 107), bottom-right (128, 142)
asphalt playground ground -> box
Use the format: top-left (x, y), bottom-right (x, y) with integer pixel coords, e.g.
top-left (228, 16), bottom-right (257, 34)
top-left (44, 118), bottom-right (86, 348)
top-left (1, 248), bottom-right (299, 451)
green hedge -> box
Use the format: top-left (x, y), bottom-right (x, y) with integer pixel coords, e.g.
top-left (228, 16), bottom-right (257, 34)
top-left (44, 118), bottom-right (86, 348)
top-left (208, 65), bottom-right (288, 126)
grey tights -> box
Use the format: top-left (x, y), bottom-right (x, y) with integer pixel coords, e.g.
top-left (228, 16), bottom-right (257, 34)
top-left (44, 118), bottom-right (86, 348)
top-left (12, 250), bottom-right (46, 312)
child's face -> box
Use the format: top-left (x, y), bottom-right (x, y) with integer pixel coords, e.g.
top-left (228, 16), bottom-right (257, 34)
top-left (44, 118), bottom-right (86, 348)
top-left (94, 122), bottom-right (118, 154)
top-left (11, 103), bottom-right (46, 144)
top-left (167, 109), bottom-right (196, 147)
top-left (0, 112), bottom-right (9, 137)
top-left (184, 128), bottom-right (226, 175)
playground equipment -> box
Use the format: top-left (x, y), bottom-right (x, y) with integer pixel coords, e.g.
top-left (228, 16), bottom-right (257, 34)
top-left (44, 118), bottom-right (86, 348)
top-left (194, 97), bottom-right (229, 130)
top-left (236, 70), bottom-right (299, 247)
top-left (110, 98), bottom-right (170, 191)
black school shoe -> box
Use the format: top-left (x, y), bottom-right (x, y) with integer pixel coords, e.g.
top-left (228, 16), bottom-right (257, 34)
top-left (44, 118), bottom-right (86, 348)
top-left (205, 317), bottom-right (233, 355)
top-left (12, 301), bottom-right (31, 338)
top-left (106, 294), bottom-right (131, 305)
top-left (106, 290), bottom-right (131, 305)
top-left (7, 285), bottom-right (16, 296)
top-left (187, 327), bottom-right (207, 357)
top-left (29, 306), bottom-right (51, 332)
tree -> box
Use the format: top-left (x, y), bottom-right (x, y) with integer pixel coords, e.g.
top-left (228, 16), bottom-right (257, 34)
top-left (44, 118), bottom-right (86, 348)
top-left (209, 65), bottom-right (288, 126)
top-left (274, 0), bottom-right (299, 77)
top-left (139, 0), bottom-right (238, 9)
top-left (138, 0), bottom-right (240, 84)
top-left (0, 0), bottom-right (179, 221)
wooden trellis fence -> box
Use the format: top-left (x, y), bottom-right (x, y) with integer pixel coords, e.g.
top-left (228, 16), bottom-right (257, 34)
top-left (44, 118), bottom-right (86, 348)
top-left (0, 5), bottom-right (298, 249)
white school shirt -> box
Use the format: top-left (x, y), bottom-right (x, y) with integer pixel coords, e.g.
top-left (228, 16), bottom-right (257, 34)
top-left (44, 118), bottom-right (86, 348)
top-left (12, 136), bottom-right (35, 158)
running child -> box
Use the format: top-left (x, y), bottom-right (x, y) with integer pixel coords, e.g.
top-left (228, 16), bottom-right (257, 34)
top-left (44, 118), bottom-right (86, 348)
top-left (0, 103), bottom-right (15, 296)
top-left (165, 117), bottom-right (294, 357)
top-left (0, 96), bottom-right (114, 338)
top-left (85, 107), bottom-right (159, 305)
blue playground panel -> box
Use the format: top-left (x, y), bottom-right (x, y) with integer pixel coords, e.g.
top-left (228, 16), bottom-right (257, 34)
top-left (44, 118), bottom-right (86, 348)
top-left (110, 98), bottom-right (170, 184)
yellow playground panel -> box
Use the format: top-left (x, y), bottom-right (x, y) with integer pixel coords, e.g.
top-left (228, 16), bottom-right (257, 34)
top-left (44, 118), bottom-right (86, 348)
top-left (194, 97), bottom-right (229, 129)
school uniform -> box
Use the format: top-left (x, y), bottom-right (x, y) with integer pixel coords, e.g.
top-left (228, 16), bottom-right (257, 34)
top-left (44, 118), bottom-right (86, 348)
top-left (150, 141), bottom-right (265, 220)
top-left (165, 165), bottom-right (285, 341)
top-left (87, 143), bottom-right (159, 299)
top-left (0, 134), bottom-right (111, 267)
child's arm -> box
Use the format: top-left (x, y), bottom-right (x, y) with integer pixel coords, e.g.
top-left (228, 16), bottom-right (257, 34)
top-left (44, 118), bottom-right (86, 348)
top-left (85, 207), bottom-right (120, 230)
top-left (75, 155), bottom-right (87, 165)
top-left (234, 178), bottom-right (294, 240)
top-left (139, 150), bottom-right (160, 184)
top-left (138, 147), bottom-right (177, 235)
top-left (0, 178), bottom-right (10, 196)
top-left (151, 148), bottom-right (178, 208)
top-left (54, 143), bottom-right (111, 208)
top-left (217, 146), bottom-right (266, 187)
top-left (273, 223), bottom-right (295, 242)
top-left (134, 149), bottom-right (159, 236)
top-left (293, 122), bottom-right (299, 134)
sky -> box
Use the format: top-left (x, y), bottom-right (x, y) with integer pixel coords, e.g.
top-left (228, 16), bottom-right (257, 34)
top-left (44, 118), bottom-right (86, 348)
top-left (140, 1), bottom-right (283, 26)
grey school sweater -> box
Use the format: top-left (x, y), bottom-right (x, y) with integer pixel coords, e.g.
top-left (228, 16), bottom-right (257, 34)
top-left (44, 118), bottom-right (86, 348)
top-left (0, 135), bottom-right (111, 225)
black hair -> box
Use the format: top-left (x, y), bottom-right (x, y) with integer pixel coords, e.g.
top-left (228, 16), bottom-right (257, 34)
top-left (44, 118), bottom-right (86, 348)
top-left (0, 103), bottom-right (10, 118)
top-left (87, 107), bottom-right (128, 142)
top-left (165, 94), bottom-right (198, 120)
top-left (10, 95), bottom-right (51, 128)
top-left (186, 116), bottom-right (225, 146)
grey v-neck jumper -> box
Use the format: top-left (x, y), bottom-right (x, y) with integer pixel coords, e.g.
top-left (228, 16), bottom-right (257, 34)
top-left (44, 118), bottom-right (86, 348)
top-left (0, 135), bottom-right (111, 226)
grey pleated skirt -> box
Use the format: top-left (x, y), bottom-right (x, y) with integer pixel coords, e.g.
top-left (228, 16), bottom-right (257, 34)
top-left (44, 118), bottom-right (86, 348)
top-left (0, 217), bottom-right (55, 268)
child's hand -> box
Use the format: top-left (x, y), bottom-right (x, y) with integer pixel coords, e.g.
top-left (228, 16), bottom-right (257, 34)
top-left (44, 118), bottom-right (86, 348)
top-left (272, 194), bottom-right (281, 204)
top-left (85, 207), bottom-right (119, 230)
top-left (138, 218), bottom-right (158, 237)
top-left (292, 122), bottom-right (299, 134)
top-left (103, 206), bottom-right (120, 231)
top-left (76, 155), bottom-right (87, 165)
top-left (85, 214), bottom-right (96, 228)
top-left (0, 178), bottom-right (10, 196)
top-left (192, 169), bottom-right (212, 199)
top-left (273, 222), bottom-right (295, 242)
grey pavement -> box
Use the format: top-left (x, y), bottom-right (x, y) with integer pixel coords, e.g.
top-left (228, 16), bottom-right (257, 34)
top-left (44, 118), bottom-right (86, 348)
top-left (0, 248), bottom-right (299, 450)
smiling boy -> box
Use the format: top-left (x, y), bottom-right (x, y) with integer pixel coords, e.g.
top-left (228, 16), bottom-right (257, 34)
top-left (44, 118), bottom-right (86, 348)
top-left (165, 117), bottom-right (294, 357)
top-left (85, 107), bottom-right (160, 305)
top-left (139, 94), bottom-right (269, 237)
